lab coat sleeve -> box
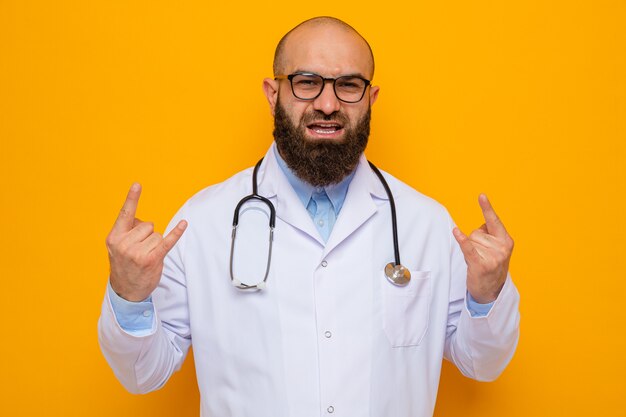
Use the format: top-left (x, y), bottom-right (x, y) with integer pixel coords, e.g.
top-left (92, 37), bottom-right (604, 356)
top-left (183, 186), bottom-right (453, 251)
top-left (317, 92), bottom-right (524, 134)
top-left (443, 218), bottom-right (520, 382)
top-left (97, 209), bottom-right (192, 394)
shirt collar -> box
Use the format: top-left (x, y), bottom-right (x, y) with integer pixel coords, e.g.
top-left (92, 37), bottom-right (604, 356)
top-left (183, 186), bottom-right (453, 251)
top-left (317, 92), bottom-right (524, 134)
top-left (273, 145), bottom-right (356, 215)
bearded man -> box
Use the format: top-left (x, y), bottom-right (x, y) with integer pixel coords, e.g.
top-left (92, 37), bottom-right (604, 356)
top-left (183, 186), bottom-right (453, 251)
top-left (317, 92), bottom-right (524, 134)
top-left (99, 16), bottom-right (520, 417)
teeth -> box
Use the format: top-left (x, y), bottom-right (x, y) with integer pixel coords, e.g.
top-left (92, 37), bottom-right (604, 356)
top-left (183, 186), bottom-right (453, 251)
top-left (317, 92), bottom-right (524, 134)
top-left (310, 124), bottom-right (341, 134)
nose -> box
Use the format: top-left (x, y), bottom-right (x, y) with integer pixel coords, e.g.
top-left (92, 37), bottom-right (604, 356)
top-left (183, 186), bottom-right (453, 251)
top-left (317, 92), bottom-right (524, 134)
top-left (312, 81), bottom-right (341, 115)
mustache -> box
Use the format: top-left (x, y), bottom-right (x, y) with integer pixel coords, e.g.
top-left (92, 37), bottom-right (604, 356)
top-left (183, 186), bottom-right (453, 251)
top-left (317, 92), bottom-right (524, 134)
top-left (300, 110), bottom-right (350, 126)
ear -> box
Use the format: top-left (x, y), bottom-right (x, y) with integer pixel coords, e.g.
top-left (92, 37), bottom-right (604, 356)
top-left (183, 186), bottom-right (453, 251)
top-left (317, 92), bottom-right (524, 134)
top-left (368, 85), bottom-right (380, 107)
top-left (262, 78), bottom-right (279, 116)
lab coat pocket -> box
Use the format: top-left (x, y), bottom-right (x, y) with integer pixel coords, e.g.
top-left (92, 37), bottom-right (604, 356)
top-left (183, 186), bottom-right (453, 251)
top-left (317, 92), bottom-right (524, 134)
top-left (382, 270), bottom-right (431, 347)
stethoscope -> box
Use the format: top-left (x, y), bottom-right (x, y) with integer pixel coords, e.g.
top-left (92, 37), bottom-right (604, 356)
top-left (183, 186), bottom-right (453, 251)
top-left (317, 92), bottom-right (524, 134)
top-left (229, 158), bottom-right (411, 290)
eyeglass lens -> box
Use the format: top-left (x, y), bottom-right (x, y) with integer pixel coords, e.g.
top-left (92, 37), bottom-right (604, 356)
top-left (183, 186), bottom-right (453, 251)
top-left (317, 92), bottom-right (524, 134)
top-left (291, 74), bottom-right (367, 103)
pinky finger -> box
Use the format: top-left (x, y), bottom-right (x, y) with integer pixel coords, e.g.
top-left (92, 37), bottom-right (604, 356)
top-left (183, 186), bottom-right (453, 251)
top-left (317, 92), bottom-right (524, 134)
top-left (453, 227), bottom-right (481, 264)
top-left (153, 220), bottom-right (188, 258)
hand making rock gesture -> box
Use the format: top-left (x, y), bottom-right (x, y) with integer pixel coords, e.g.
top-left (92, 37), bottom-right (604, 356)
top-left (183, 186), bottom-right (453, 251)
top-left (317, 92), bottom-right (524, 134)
top-left (453, 194), bottom-right (514, 304)
top-left (106, 183), bottom-right (187, 302)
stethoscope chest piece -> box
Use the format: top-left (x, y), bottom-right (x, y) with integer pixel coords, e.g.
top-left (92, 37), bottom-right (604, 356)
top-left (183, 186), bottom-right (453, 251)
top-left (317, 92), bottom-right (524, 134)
top-left (385, 262), bottom-right (411, 286)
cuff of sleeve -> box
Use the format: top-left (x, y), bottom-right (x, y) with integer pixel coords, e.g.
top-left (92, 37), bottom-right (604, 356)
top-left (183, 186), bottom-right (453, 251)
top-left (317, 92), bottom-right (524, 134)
top-left (466, 291), bottom-right (495, 317)
top-left (107, 282), bottom-right (155, 335)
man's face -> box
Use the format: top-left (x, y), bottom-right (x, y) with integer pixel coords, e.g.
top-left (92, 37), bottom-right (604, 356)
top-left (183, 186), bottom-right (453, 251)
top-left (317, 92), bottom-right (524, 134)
top-left (263, 24), bottom-right (380, 185)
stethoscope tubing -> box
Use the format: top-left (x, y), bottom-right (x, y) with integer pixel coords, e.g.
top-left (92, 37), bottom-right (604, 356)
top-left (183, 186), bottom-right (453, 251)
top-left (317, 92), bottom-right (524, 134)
top-left (367, 161), bottom-right (402, 268)
top-left (230, 157), bottom-right (406, 289)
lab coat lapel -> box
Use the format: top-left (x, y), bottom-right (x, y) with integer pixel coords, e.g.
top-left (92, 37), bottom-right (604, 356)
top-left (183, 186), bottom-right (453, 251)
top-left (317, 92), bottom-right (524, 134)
top-left (322, 155), bottom-right (388, 259)
top-left (257, 144), bottom-right (324, 246)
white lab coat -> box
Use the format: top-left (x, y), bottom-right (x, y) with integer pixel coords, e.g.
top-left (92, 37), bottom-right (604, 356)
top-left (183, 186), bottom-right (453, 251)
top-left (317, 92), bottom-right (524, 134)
top-left (98, 143), bottom-right (520, 417)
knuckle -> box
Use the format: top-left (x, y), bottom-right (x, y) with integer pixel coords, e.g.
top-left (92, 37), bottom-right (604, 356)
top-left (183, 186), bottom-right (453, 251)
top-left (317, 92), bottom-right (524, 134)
top-left (498, 244), bottom-right (511, 260)
top-left (506, 236), bottom-right (515, 250)
top-left (115, 241), bottom-right (129, 255)
top-left (466, 249), bottom-right (479, 261)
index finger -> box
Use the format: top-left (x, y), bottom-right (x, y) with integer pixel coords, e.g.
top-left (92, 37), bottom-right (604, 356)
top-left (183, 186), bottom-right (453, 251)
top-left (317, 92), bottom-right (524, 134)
top-left (478, 193), bottom-right (507, 237)
top-left (113, 183), bottom-right (142, 232)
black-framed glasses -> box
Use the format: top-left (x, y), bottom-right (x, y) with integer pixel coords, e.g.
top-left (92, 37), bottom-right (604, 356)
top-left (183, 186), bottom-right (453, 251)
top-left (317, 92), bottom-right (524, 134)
top-left (274, 72), bottom-right (371, 103)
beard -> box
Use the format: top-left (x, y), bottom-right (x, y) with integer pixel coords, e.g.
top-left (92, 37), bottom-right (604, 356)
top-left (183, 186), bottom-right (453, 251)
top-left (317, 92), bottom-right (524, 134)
top-left (273, 99), bottom-right (371, 187)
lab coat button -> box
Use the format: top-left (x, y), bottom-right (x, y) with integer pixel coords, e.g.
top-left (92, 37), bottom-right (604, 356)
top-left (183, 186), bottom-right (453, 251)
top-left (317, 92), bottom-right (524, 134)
top-left (142, 310), bottom-right (151, 317)
top-left (321, 260), bottom-right (328, 267)
top-left (327, 406), bottom-right (335, 413)
top-left (324, 331), bottom-right (332, 338)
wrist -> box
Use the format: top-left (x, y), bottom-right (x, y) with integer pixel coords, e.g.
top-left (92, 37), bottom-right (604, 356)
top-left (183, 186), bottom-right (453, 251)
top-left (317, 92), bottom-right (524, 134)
top-left (468, 280), bottom-right (505, 304)
top-left (109, 279), bottom-right (151, 303)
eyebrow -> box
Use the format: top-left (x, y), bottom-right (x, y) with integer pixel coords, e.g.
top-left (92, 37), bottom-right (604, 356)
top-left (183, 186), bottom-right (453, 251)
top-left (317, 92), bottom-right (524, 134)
top-left (292, 69), bottom-right (369, 80)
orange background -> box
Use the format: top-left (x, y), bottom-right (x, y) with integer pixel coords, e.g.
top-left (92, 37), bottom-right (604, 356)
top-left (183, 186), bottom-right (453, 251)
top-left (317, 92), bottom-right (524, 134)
top-left (1, 1), bottom-right (625, 416)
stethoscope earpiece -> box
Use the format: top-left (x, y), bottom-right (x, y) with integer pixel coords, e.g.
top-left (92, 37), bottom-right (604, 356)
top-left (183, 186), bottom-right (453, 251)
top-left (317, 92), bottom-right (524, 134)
top-left (384, 262), bottom-right (411, 286)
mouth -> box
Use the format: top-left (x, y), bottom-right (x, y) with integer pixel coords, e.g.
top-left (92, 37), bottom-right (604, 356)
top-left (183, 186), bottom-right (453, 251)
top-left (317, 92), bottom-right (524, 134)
top-left (306, 121), bottom-right (345, 139)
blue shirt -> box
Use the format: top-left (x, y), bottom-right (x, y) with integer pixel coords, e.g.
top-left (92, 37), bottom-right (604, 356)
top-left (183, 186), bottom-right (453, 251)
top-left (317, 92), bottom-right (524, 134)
top-left (273, 146), bottom-right (355, 243)
top-left (109, 149), bottom-right (493, 331)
